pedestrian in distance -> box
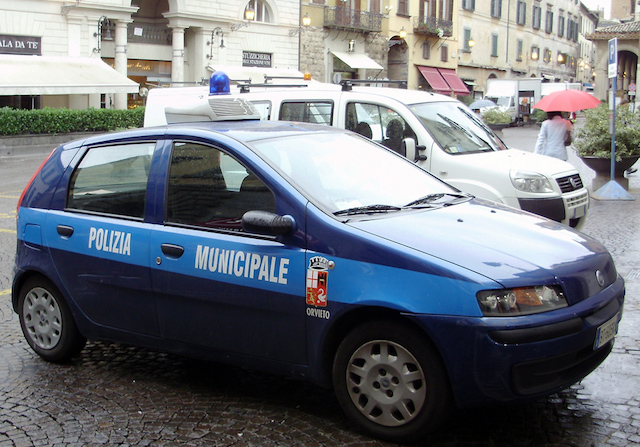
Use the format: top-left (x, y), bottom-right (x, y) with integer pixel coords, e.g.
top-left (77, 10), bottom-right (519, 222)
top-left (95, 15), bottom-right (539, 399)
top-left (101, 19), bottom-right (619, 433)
top-left (533, 111), bottom-right (573, 161)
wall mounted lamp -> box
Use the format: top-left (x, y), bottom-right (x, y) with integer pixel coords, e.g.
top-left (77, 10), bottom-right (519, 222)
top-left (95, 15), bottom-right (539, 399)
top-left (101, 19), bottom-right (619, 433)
top-left (557, 52), bottom-right (565, 64)
top-left (231, 7), bottom-right (255, 31)
top-left (399, 27), bottom-right (407, 39)
top-left (93, 15), bottom-right (113, 53)
top-left (468, 38), bottom-right (475, 48)
top-left (289, 13), bottom-right (311, 36)
top-left (531, 50), bottom-right (539, 60)
top-left (207, 27), bottom-right (225, 59)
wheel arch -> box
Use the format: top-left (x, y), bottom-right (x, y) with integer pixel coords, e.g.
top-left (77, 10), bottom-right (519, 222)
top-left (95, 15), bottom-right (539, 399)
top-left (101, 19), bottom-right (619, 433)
top-left (320, 306), bottom-right (451, 389)
top-left (12, 269), bottom-right (50, 312)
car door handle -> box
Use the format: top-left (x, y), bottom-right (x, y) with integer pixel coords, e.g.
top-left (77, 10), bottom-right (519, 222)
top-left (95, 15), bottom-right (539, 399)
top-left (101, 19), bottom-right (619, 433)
top-left (161, 243), bottom-right (184, 258)
top-left (57, 225), bottom-right (74, 237)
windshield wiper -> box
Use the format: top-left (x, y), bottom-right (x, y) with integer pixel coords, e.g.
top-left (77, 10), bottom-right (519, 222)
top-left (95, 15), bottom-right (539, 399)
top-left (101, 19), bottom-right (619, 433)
top-left (334, 204), bottom-right (403, 216)
top-left (405, 193), bottom-right (472, 207)
top-left (441, 111), bottom-right (496, 151)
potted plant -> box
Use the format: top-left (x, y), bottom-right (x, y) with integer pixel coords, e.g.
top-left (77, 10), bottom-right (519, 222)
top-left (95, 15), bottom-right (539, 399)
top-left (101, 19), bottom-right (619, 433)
top-left (482, 108), bottom-right (512, 132)
top-left (573, 104), bottom-right (640, 176)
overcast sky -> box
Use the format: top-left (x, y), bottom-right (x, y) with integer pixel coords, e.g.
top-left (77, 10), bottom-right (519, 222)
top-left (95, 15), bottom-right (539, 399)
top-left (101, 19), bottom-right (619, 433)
top-left (581, 0), bottom-right (611, 19)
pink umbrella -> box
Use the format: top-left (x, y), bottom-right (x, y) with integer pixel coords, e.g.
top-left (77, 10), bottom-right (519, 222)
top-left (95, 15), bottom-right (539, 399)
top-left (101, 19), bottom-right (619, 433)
top-left (533, 89), bottom-right (601, 112)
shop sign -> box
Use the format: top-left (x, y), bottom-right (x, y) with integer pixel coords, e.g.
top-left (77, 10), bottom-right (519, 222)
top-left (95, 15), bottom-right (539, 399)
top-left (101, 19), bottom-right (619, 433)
top-left (243, 51), bottom-right (272, 67)
top-left (0, 35), bottom-right (41, 55)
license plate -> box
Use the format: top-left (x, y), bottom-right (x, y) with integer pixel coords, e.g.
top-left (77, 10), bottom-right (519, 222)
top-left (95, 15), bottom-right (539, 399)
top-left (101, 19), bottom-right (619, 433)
top-left (594, 313), bottom-right (620, 350)
top-left (572, 204), bottom-right (587, 219)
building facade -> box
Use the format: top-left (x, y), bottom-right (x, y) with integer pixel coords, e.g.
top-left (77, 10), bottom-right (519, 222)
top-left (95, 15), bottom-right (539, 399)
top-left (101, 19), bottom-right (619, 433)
top-left (1, 0), bottom-right (635, 111)
top-left (0, 0), bottom-right (302, 109)
top-left (457, 0), bottom-right (584, 99)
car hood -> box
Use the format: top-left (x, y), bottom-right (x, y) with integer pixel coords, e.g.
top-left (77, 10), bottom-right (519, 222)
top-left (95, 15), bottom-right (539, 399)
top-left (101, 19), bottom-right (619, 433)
top-left (347, 199), bottom-right (612, 295)
top-left (454, 148), bottom-right (577, 177)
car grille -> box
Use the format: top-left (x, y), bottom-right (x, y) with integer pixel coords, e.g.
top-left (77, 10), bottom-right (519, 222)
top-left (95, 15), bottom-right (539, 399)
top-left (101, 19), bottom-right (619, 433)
top-left (557, 174), bottom-right (584, 193)
top-left (566, 191), bottom-right (589, 208)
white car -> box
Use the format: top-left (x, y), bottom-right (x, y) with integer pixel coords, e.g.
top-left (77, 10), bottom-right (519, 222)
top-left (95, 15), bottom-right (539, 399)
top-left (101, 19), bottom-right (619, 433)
top-left (144, 74), bottom-right (590, 228)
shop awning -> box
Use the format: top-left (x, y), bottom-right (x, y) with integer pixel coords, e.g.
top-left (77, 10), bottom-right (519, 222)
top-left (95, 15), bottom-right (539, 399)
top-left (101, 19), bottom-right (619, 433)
top-left (417, 66), bottom-right (451, 93)
top-left (417, 66), bottom-right (470, 95)
top-left (438, 68), bottom-right (470, 95)
top-left (0, 55), bottom-right (139, 95)
top-left (331, 51), bottom-right (383, 70)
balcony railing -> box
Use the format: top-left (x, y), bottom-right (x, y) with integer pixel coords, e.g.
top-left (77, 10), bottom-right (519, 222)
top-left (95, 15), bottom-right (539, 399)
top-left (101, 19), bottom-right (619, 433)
top-left (413, 16), bottom-right (453, 37)
top-left (324, 6), bottom-right (383, 33)
top-left (102, 23), bottom-right (172, 45)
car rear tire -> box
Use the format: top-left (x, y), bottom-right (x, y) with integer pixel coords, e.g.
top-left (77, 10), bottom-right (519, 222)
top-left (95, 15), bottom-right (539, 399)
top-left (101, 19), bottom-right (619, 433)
top-left (333, 321), bottom-right (452, 443)
top-left (18, 276), bottom-right (86, 362)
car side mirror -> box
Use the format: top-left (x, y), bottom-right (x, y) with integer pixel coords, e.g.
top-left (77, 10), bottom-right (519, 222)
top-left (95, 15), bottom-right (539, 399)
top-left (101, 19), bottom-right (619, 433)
top-left (402, 138), bottom-right (427, 162)
top-left (242, 210), bottom-right (295, 236)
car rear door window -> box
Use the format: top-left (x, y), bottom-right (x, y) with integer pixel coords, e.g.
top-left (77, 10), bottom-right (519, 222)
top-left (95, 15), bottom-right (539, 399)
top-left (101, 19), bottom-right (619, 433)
top-left (166, 142), bottom-right (276, 231)
top-left (67, 143), bottom-right (155, 218)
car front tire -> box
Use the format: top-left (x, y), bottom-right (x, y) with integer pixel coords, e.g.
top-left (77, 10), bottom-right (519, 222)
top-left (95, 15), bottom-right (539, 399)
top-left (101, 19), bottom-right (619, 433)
top-left (18, 276), bottom-right (86, 362)
top-left (333, 321), bottom-right (452, 443)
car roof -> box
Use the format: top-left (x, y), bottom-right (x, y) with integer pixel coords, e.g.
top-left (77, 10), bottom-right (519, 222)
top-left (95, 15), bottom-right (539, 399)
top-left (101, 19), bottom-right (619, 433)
top-left (146, 82), bottom-right (457, 105)
top-left (67, 119), bottom-right (345, 149)
top-left (349, 86), bottom-right (456, 105)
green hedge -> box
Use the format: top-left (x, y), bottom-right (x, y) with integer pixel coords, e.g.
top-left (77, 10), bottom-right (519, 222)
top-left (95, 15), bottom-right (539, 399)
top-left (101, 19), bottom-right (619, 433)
top-left (0, 107), bottom-right (145, 136)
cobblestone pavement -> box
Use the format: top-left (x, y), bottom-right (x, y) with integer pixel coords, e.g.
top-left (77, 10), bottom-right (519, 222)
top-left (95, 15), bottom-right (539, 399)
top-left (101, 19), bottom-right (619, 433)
top-left (0, 129), bottom-right (639, 446)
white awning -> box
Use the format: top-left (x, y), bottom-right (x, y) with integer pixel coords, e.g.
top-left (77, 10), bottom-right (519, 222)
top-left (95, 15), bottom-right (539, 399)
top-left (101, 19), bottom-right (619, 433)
top-left (0, 55), bottom-right (139, 95)
top-left (331, 51), bottom-right (383, 70)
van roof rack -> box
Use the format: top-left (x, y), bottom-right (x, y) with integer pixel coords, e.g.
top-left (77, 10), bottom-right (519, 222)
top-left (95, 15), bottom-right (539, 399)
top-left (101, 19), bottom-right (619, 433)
top-left (236, 82), bottom-right (309, 93)
top-left (340, 79), bottom-right (408, 91)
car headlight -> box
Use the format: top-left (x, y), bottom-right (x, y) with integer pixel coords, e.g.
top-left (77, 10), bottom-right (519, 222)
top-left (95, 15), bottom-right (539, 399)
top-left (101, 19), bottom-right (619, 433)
top-left (477, 285), bottom-right (568, 316)
top-left (510, 170), bottom-right (554, 193)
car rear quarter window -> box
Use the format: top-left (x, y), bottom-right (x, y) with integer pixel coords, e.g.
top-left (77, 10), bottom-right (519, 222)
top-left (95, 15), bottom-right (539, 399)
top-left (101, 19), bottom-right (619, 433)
top-left (67, 143), bottom-right (155, 218)
top-left (166, 142), bottom-right (276, 232)
top-left (280, 101), bottom-right (333, 125)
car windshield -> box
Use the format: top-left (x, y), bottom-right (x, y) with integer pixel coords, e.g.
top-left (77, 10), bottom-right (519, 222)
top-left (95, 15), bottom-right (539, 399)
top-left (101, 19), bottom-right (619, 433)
top-left (251, 132), bottom-right (465, 216)
top-left (409, 101), bottom-right (507, 154)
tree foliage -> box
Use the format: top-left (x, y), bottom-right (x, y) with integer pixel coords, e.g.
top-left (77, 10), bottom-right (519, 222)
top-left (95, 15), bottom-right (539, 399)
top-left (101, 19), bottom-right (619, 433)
top-left (573, 104), bottom-right (640, 160)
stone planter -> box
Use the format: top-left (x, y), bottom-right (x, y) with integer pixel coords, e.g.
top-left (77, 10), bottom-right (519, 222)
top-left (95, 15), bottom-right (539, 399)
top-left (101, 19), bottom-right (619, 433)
top-left (487, 123), bottom-right (510, 131)
top-left (580, 155), bottom-right (640, 191)
top-left (487, 123), bottom-right (510, 137)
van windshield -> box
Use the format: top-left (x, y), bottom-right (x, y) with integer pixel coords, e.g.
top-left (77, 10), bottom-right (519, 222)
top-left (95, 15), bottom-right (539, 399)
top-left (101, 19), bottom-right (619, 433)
top-left (409, 102), bottom-right (507, 154)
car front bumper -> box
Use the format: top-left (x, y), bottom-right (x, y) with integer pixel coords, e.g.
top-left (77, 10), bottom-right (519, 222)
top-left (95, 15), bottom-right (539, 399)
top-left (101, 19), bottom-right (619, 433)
top-left (411, 275), bottom-right (624, 408)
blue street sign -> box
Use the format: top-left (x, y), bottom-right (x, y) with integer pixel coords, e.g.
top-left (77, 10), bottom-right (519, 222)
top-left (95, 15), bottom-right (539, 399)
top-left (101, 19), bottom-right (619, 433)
top-left (608, 38), bottom-right (617, 79)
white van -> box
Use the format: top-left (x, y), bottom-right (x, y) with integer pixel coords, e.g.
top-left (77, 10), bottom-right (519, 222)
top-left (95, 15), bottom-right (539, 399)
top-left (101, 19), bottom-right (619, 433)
top-left (144, 76), bottom-right (589, 228)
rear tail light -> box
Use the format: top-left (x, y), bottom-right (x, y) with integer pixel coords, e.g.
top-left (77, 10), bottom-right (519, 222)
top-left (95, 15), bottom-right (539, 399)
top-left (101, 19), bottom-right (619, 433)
top-left (16, 149), bottom-right (54, 215)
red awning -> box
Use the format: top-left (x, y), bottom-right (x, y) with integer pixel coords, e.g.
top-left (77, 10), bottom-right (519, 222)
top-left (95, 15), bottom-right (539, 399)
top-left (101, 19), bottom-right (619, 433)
top-left (438, 68), bottom-right (470, 95)
top-left (417, 66), bottom-right (451, 93)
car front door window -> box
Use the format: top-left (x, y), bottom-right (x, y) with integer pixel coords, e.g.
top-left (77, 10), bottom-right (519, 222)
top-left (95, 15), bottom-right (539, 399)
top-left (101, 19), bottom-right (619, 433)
top-left (165, 142), bottom-right (276, 232)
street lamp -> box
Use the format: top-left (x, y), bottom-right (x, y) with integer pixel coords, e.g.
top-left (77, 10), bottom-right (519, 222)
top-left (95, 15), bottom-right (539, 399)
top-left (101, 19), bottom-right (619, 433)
top-left (289, 13), bottom-right (311, 36)
top-left (93, 16), bottom-right (113, 53)
top-left (231, 6), bottom-right (255, 31)
top-left (207, 27), bottom-right (225, 59)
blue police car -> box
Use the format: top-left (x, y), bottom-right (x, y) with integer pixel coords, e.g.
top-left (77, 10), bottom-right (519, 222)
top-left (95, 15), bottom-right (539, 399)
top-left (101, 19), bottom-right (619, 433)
top-left (13, 94), bottom-right (623, 442)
